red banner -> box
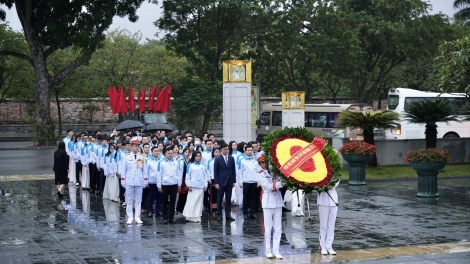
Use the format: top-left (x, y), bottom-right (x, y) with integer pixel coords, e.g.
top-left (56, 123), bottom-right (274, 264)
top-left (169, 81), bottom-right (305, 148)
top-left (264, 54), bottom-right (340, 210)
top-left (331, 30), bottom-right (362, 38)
top-left (148, 86), bottom-right (156, 112)
top-left (128, 87), bottom-right (136, 113)
top-left (138, 87), bottom-right (146, 113)
top-left (279, 137), bottom-right (326, 177)
top-left (118, 86), bottom-right (128, 114)
top-left (155, 85), bottom-right (172, 113)
top-left (107, 86), bottom-right (119, 114)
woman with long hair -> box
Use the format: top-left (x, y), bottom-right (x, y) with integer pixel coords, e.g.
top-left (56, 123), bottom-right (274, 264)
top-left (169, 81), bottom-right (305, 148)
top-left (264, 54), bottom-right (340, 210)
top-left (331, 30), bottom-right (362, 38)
top-left (103, 143), bottom-right (120, 202)
top-left (207, 147), bottom-right (220, 213)
top-left (182, 151), bottom-right (208, 222)
top-left (176, 147), bottom-right (191, 214)
top-left (54, 141), bottom-right (70, 197)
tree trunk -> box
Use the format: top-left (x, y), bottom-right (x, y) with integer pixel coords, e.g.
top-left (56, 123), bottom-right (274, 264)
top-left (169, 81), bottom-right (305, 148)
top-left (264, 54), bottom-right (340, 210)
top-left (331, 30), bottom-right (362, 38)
top-left (17, 2), bottom-right (55, 145)
top-left (425, 124), bottom-right (437, 148)
top-left (363, 129), bottom-right (377, 167)
top-left (56, 93), bottom-right (62, 136)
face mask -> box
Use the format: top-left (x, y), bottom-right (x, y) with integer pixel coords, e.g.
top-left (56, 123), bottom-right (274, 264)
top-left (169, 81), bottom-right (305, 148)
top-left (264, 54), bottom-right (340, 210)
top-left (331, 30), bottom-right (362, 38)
top-left (195, 141), bottom-right (201, 145)
top-left (86, 142), bottom-right (90, 145)
top-left (181, 142), bottom-right (188, 147)
top-left (179, 149), bottom-right (183, 154)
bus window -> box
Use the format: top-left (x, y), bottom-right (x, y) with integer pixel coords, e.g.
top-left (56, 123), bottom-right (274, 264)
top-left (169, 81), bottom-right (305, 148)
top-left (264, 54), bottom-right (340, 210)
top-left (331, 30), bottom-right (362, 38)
top-left (273, 111), bottom-right (282, 126)
top-left (259, 111), bottom-right (270, 125)
top-left (388, 95), bottom-right (399, 110)
top-left (329, 113), bottom-right (340, 128)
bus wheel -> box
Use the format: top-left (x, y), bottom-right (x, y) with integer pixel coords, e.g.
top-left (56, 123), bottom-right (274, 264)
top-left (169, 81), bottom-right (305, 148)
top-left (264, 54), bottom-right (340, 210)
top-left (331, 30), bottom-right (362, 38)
top-left (443, 132), bottom-right (459, 139)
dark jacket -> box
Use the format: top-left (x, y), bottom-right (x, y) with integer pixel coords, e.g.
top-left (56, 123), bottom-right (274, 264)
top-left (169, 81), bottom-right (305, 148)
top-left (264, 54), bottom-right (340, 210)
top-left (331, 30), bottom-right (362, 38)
top-left (213, 154), bottom-right (236, 187)
top-left (53, 150), bottom-right (69, 173)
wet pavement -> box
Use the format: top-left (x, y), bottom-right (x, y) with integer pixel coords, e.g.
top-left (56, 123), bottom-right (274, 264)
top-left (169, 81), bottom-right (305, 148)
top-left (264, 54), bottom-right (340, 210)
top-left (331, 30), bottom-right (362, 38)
top-left (0, 176), bottom-right (469, 263)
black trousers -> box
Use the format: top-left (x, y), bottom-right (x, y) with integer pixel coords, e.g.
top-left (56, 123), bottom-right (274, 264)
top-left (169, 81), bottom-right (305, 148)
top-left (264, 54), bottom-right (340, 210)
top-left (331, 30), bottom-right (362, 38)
top-left (99, 170), bottom-right (106, 194)
top-left (89, 163), bottom-right (98, 191)
top-left (118, 178), bottom-right (125, 202)
top-left (242, 182), bottom-right (258, 215)
top-left (75, 161), bottom-right (82, 183)
top-left (217, 184), bottom-right (233, 217)
top-left (162, 184), bottom-right (177, 220)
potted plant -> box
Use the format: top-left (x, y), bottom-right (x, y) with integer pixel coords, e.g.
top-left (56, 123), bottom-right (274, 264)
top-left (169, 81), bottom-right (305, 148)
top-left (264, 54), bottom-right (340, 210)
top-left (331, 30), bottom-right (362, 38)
top-left (405, 148), bottom-right (451, 198)
top-left (339, 141), bottom-right (376, 185)
top-left (336, 110), bottom-right (399, 167)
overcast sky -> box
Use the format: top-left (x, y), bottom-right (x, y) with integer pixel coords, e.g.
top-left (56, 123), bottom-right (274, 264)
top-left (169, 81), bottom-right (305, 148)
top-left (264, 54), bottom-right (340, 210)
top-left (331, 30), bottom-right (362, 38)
top-left (1, 1), bottom-right (457, 42)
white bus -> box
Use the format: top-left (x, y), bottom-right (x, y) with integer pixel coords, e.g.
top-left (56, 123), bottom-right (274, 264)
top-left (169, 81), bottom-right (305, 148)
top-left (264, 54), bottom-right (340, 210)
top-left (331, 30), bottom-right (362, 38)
top-left (386, 88), bottom-right (470, 139)
top-left (255, 103), bottom-right (372, 142)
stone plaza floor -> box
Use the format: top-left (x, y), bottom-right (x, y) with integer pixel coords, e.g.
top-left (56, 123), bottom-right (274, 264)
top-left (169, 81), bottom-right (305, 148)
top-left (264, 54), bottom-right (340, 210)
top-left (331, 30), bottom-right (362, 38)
top-left (0, 175), bottom-right (469, 263)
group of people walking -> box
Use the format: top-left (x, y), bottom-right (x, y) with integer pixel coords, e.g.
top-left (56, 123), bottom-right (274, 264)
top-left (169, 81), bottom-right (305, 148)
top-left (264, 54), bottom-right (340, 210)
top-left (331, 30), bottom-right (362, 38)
top-left (54, 129), bottom-right (340, 258)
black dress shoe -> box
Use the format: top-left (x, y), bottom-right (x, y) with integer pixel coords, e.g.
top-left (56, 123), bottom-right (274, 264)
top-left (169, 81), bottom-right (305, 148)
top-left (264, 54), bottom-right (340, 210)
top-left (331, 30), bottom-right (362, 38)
top-left (244, 215), bottom-right (248, 220)
top-left (162, 219), bottom-right (168, 224)
top-left (169, 219), bottom-right (177, 224)
top-left (257, 208), bottom-right (263, 212)
top-left (148, 212), bottom-right (153, 217)
top-left (250, 214), bottom-right (258, 219)
top-left (217, 216), bottom-right (222, 221)
top-left (57, 191), bottom-right (64, 198)
top-left (227, 216), bottom-right (236, 221)
top-left (156, 212), bottom-right (163, 217)
top-left (282, 207), bottom-right (291, 212)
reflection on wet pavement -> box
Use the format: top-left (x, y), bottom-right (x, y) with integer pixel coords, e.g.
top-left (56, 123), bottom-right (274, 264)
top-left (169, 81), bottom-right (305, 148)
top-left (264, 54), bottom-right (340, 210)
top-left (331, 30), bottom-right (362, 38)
top-left (0, 177), bottom-right (469, 263)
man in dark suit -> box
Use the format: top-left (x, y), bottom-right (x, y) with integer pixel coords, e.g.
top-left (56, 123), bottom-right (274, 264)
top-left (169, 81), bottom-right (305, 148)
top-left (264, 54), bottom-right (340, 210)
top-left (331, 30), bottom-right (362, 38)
top-left (214, 143), bottom-right (236, 221)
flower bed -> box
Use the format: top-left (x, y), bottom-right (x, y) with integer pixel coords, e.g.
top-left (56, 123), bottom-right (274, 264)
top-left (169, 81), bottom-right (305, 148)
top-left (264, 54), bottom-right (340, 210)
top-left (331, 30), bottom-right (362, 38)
top-left (339, 141), bottom-right (376, 156)
top-left (405, 148), bottom-right (451, 163)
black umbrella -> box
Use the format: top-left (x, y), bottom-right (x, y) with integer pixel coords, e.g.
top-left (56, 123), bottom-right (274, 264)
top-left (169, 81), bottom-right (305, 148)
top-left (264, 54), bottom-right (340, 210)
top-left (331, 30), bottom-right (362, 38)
top-left (143, 123), bottom-right (174, 133)
top-left (115, 120), bottom-right (144, 131)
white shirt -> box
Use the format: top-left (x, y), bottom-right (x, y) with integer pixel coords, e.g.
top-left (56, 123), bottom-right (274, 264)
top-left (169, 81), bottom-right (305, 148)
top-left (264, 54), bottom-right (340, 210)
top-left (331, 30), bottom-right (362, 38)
top-left (201, 149), bottom-right (213, 167)
top-left (121, 152), bottom-right (147, 187)
top-left (144, 158), bottom-right (159, 184)
top-left (238, 155), bottom-right (258, 183)
top-left (185, 162), bottom-right (208, 189)
top-left (257, 169), bottom-right (284, 208)
top-left (156, 157), bottom-right (182, 188)
top-left (317, 180), bottom-right (340, 206)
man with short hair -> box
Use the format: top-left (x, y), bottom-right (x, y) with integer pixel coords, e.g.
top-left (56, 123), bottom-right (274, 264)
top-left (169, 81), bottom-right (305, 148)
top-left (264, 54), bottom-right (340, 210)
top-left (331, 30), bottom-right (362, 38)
top-left (157, 146), bottom-right (182, 224)
top-left (208, 133), bottom-right (215, 142)
top-left (201, 140), bottom-right (213, 167)
top-left (121, 137), bottom-right (148, 225)
top-left (62, 129), bottom-right (73, 153)
top-left (239, 144), bottom-right (259, 219)
top-left (214, 143), bottom-right (236, 221)
top-left (96, 137), bottom-right (108, 195)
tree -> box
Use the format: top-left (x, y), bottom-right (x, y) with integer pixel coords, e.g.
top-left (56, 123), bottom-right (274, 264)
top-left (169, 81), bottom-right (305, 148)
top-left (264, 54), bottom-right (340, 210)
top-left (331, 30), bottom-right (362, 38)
top-left (0, 23), bottom-right (34, 103)
top-left (0, 0), bottom-right (145, 145)
top-left (454, 0), bottom-right (470, 22)
top-left (157, 0), bottom-right (257, 132)
top-left (170, 78), bottom-right (222, 135)
top-left (336, 110), bottom-right (399, 166)
top-left (340, 0), bottom-right (454, 103)
top-left (83, 104), bottom-right (101, 124)
top-left (403, 99), bottom-right (460, 148)
top-left (437, 36), bottom-right (470, 99)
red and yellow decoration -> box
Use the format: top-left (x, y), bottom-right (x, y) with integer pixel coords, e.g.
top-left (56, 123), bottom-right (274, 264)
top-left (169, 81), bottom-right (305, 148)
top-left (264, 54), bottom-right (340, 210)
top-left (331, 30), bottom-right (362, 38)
top-left (261, 127), bottom-right (342, 194)
top-left (272, 137), bottom-right (332, 187)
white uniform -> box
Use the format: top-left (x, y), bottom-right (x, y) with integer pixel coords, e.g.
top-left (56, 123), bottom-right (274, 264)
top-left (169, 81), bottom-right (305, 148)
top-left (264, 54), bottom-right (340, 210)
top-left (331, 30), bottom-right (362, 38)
top-left (317, 180), bottom-right (340, 251)
top-left (257, 169), bottom-right (283, 256)
top-left (121, 152), bottom-right (148, 222)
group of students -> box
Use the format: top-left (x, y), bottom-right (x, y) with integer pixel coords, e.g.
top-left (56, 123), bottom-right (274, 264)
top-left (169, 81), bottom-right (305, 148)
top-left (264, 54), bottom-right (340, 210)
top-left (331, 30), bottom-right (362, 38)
top-left (57, 129), bottom-right (340, 258)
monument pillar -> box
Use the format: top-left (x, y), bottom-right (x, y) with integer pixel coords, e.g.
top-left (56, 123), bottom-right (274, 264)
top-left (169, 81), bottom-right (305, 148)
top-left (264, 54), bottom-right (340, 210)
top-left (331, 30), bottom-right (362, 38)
top-left (222, 60), bottom-right (253, 142)
top-left (281, 91), bottom-right (305, 128)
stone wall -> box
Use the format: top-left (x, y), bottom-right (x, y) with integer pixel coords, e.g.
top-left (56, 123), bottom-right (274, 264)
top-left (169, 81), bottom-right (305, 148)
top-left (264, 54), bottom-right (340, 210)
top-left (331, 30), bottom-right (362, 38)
top-left (0, 96), bottom-right (386, 125)
top-left (333, 137), bottom-right (470, 168)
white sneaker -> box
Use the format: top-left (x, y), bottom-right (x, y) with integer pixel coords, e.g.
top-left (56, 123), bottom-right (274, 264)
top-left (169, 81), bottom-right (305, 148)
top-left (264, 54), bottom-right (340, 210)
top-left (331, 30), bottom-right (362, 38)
top-left (321, 248), bottom-right (328, 255)
top-left (265, 253), bottom-right (274, 258)
top-left (327, 248), bottom-right (337, 255)
top-left (122, 202), bottom-right (127, 207)
top-left (135, 218), bottom-right (143, 224)
top-left (75, 183), bottom-right (80, 186)
top-left (274, 253), bottom-right (283, 259)
top-left (126, 218), bottom-right (133, 225)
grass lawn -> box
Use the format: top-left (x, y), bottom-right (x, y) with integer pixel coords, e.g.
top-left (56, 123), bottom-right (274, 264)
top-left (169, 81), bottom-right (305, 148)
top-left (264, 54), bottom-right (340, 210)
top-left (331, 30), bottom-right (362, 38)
top-left (341, 164), bottom-right (470, 180)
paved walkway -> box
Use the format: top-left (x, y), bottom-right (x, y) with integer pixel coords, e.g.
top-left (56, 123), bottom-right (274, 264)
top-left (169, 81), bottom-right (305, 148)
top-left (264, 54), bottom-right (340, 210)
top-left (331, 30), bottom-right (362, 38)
top-left (0, 176), bottom-right (469, 263)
